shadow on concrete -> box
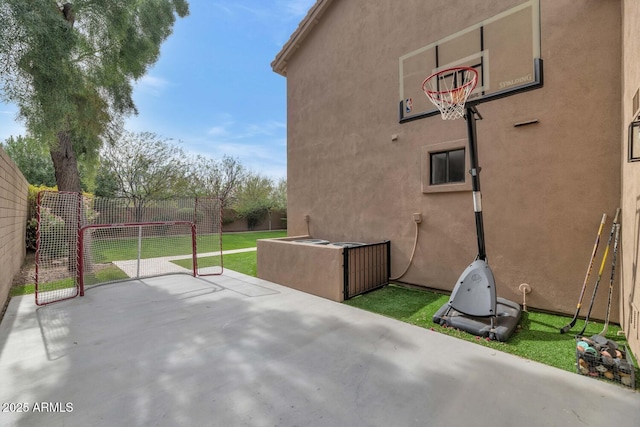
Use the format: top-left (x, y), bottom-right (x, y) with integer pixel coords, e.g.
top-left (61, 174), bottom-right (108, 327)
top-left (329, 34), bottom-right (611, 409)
top-left (0, 273), bottom-right (638, 427)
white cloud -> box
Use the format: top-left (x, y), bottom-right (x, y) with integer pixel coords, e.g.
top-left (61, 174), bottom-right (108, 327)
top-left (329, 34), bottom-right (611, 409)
top-left (280, 0), bottom-right (316, 18)
top-left (207, 125), bottom-right (229, 137)
top-left (123, 114), bottom-right (287, 179)
top-left (211, 3), bottom-right (233, 16)
top-left (184, 116), bottom-right (287, 179)
top-left (190, 140), bottom-right (286, 180)
top-left (205, 117), bottom-right (285, 140)
top-left (214, 1), bottom-right (315, 23)
top-left (234, 121), bottom-right (286, 139)
top-left (208, 1), bottom-right (315, 47)
top-left (135, 75), bottom-right (170, 96)
top-left (236, 4), bottom-right (271, 19)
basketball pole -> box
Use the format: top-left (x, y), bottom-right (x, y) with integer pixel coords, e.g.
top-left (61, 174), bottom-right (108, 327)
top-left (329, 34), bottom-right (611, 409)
top-left (465, 105), bottom-right (487, 261)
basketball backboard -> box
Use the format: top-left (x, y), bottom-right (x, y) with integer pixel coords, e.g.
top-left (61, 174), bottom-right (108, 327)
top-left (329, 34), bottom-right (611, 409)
top-left (399, 0), bottom-right (542, 122)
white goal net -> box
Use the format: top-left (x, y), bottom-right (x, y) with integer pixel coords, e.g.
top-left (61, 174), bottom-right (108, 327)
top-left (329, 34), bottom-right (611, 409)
top-left (36, 191), bottom-right (222, 305)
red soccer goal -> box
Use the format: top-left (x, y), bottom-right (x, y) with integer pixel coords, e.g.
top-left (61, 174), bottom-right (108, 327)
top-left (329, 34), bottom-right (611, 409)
top-left (35, 191), bottom-right (223, 306)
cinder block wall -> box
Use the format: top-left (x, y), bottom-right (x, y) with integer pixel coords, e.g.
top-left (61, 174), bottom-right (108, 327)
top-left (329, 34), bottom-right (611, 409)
top-left (0, 146), bottom-right (28, 310)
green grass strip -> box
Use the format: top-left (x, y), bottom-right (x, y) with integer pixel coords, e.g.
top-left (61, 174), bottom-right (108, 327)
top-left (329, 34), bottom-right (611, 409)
top-left (173, 251), bottom-right (256, 277)
top-left (221, 230), bottom-right (286, 250)
top-left (91, 235), bottom-right (197, 262)
top-left (90, 230), bottom-right (286, 261)
top-left (345, 284), bottom-right (638, 386)
top-left (12, 230), bottom-right (285, 296)
top-left (10, 284), bottom-right (35, 297)
top-left (171, 230), bottom-right (284, 276)
top-left (83, 265), bottom-right (130, 286)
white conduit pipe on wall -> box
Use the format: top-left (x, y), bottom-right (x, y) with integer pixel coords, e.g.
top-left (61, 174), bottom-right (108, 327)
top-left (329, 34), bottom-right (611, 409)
top-left (391, 221), bottom-right (420, 281)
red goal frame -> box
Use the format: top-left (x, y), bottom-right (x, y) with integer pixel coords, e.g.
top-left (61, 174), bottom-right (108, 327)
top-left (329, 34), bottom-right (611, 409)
top-left (35, 191), bottom-right (223, 306)
top-left (77, 221), bottom-right (198, 296)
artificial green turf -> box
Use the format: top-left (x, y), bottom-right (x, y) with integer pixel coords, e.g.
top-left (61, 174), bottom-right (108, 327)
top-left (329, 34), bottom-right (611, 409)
top-left (10, 265), bottom-right (130, 297)
top-left (9, 284), bottom-right (35, 297)
top-left (344, 284), bottom-right (638, 386)
top-left (10, 276), bottom-right (76, 298)
top-left (83, 265), bottom-right (130, 286)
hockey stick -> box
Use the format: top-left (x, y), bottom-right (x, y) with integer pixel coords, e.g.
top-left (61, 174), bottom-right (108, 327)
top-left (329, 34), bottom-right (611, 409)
top-left (560, 213), bottom-right (608, 334)
top-left (599, 222), bottom-right (620, 337)
top-left (577, 208), bottom-right (620, 336)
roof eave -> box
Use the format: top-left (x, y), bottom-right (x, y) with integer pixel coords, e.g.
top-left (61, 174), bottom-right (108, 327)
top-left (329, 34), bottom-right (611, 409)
top-left (271, 0), bottom-right (336, 76)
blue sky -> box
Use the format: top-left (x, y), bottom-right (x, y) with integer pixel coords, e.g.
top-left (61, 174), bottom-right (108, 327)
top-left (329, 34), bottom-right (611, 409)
top-left (0, 0), bottom-right (316, 180)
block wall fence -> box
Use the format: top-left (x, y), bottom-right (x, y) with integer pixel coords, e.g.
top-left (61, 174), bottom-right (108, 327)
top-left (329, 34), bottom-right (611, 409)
top-left (0, 145), bottom-right (28, 312)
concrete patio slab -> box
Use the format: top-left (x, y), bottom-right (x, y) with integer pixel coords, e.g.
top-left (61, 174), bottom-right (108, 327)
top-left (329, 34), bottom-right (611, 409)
top-left (0, 271), bottom-right (638, 427)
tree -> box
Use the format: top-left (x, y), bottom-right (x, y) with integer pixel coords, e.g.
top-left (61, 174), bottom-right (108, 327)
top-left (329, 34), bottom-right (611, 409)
top-left (271, 178), bottom-right (287, 212)
top-left (98, 131), bottom-right (189, 221)
top-left (1, 135), bottom-right (56, 186)
top-left (93, 164), bottom-right (120, 198)
top-left (233, 173), bottom-right (287, 230)
top-left (234, 173), bottom-right (272, 230)
top-left (185, 155), bottom-right (245, 209)
top-left (265, 178), bottom-right (287, 230)
top-left (0, 1), bottom-right (189, 193)
top-left (1, 134), bottom-right (97, 190)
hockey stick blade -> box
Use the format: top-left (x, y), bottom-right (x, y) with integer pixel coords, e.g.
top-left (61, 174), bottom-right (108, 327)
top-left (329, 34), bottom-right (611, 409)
top-left (559, 213), bottom-right (608, 334)
top-left (600, 222), bottom-right (621, 336)
top-left (577, 208), bottom-right (619, 336)
top-left (560, 318), bottom-right (577, 334)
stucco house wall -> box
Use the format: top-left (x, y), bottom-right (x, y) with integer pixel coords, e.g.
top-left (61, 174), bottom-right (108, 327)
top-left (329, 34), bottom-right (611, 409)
top-left (620, 0), bottom-right (640, 360)
top-left (271, 0), bottom-right (622, 322)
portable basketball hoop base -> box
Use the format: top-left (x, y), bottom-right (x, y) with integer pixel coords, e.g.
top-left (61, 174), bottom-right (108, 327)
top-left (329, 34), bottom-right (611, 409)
top-left (423, 68), bottom-right (522, 341)
top-left (433, 297), bottom-right (522, 342)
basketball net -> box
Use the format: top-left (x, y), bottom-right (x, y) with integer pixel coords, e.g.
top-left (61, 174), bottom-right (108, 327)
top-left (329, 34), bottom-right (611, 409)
top-left (422, 67), bottom-right (478, 120)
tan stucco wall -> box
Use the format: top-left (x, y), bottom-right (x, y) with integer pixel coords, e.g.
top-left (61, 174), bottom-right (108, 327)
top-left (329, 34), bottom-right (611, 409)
top-left (282, 1), bottom-right (622, 319)
top-left (257, 237), bottom-right (344, 301)
top-left (0, 146), bottom-right (29, 310)
top-left (620, 0), bottom-right (640, 360)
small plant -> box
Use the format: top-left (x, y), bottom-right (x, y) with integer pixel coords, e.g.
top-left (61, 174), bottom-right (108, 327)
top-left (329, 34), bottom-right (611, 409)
top-left (235, 201), bottom-right (269, 230)
top-left (221, 209), bottom-right (239, 227)
top-left (25, 217), bottom-right (38, 250)
top-left (82, 194), bottom-right (100, 223)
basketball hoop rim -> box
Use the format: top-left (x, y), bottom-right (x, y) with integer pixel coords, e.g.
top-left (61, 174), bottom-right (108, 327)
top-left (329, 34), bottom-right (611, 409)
top-left (421, 66), bottom-right (479, 98)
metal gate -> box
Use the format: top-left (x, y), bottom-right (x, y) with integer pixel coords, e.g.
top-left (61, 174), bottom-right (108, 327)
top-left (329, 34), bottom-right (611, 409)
top-left (343, 241), bottom-right (390, 300)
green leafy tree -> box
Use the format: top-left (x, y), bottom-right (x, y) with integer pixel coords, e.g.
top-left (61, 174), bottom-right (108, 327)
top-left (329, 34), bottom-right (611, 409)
top-left (98, 131), bottom-right (189, 221)
top-left (1, 134), bottom-right (96, 190)
top-left (233, 173), bottom-right (287, 230)
top-left (1, 135), bottom-right (56, 186)
top-left (266, 178), bottom-right (287, 230)
top-left (271, 178), bottom-right (287, 211)
top-left (185, 155), bottom-right (245, 209)
top-left (0, 1), bottom-right (189, 193)
top-left (93, 164), bottom-right (120, 198)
